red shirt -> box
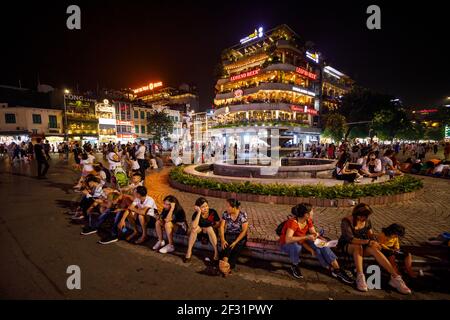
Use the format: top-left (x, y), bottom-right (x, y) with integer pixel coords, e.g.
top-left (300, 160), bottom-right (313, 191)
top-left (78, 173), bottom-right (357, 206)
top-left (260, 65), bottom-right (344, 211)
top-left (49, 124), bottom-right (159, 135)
top-left (279, 218), bottom-right (313, 245)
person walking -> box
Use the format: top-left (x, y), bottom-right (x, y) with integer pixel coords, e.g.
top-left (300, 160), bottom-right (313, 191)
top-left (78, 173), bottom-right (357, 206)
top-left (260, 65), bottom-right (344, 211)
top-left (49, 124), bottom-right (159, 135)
top-left (135, 140), bottom-right (147, 179)
top-left (34, 138), bottom-right (49, 179)
top-left (44, 140), bottom-right (51, 160)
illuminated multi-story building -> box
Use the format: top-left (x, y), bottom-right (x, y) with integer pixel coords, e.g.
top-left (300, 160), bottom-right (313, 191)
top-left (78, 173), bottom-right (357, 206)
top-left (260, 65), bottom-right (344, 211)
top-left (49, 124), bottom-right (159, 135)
top-left (212, 24), bottom-right (323, 153)
top-left (132, 82), bottom-right (199, 115)
top-left (320, 65), bottom-right (354, 113)
top-left (95, 99), bottom-right (117, 143)
top-left (63, 93), bottom-right (99, 144)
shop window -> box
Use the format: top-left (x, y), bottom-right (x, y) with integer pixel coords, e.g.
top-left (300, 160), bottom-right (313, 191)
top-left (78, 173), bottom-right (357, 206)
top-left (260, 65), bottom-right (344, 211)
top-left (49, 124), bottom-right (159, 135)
top-left (48, 115), bottom-right (58, 128)
top-left (32, 114), bottom-right (42, 124)
top-left (5, 113), bottom-right (16, 123)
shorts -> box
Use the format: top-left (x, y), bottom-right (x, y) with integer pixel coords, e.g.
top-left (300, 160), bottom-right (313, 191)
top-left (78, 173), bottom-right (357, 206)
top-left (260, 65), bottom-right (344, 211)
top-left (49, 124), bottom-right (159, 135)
top-left (381, 249), bottom-right (408, 260)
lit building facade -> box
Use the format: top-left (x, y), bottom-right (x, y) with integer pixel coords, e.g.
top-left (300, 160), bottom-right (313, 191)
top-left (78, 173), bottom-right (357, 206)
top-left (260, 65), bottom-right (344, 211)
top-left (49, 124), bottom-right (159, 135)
top-left (212, 25), bottom-right (323, 153)
top-left (96, 100), bottom-right (117, 143)
top-left (0, 103), bottom-right (64, 144)
top-left (132, 104), bottom-right (153, 141)
top-left (114, 101), bottom-right (135, 143)
top-left (320, 65), bottom-right (354, 113)
top-left (64, 94), bottom-right (99, 144)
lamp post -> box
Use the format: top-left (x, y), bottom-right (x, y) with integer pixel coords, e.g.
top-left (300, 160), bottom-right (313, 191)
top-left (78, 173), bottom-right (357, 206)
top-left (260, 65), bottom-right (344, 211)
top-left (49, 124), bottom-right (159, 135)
top-left (63, 89), bottom-right (70, 141)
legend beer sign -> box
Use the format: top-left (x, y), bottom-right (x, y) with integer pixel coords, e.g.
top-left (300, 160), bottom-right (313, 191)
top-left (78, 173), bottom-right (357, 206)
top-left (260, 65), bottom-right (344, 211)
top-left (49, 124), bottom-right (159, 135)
top-left (133, 81), bottom-right (163, 94)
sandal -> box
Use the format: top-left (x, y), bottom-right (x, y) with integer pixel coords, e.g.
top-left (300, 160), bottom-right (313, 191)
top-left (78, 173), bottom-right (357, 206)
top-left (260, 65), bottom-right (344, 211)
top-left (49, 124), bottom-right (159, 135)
top-left (134, 236), bottom-right (148, 245)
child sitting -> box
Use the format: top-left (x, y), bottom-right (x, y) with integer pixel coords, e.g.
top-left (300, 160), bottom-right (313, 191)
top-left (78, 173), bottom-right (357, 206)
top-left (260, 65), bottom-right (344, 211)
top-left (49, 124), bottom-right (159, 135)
top-left (378, 223), bottom-right (417, 278)
top-left (120, 173), bottom-right (143, 194)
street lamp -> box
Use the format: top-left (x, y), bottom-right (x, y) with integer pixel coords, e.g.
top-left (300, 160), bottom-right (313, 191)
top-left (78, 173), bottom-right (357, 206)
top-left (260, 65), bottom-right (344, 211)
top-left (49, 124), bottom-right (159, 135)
top-left (63, 89), bottom-right (70, 141)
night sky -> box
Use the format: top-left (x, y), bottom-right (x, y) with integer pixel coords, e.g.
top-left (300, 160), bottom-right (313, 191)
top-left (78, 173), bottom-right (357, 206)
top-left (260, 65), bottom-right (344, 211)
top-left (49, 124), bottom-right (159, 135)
top-left (1, 0), bottom-right (449, 110)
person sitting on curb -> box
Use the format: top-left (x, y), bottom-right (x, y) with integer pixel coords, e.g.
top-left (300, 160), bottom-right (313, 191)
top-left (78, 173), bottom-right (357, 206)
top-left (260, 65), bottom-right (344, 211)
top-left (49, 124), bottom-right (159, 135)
top-left (378, 223), bottom-right (418, 278)
top-left (218, 199), bottom-right (249, 276)
top-left (337, 203), bottom-right (412, 294)
top-left (278, 203), bottom-right (353, 284)
top-left (153, 195), bottom-right (188, 254)
top-left (118, 186), bottom-right (157, 245)
top-left (184, 197), bottom-right (220, 263)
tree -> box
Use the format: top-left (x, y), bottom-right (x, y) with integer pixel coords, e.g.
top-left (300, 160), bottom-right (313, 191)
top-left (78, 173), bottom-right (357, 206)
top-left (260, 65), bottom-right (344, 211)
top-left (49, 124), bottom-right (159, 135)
top-left (372, 108), bottom-right (410, 141)
top-left (424, 126), bottom-right (444, 141)
top-left (339, 86), bottom-right (395, 139)
top-left (396, 122), bottom-right (425, 141)
top-left (147, 111), bottom-right (174, 144)
top-left (322, 113), bottom-right (348, 142)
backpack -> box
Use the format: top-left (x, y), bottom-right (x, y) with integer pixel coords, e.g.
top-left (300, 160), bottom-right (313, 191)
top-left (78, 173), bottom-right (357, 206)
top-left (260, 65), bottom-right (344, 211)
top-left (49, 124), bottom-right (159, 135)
top-left (331, 167), bottom-right (337, 178)
top-left (275, 220), bottom-right (288, 236)
top-left (114, 167), bottom-right (129, 188)
top-left (103, 169), bottom-right (112, 183)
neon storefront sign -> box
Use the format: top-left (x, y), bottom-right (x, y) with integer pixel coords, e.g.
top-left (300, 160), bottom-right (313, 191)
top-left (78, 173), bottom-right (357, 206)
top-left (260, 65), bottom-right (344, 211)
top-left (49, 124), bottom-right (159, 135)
top-left (133, 81), bottom-right (163, 94)
top-left (230, 69), bottom-right (261, 81)
top-left (292, 86), bottom-right (316, 97)
top-left (290, 105), bottom-right (318, 115)
top-left (295, 67), bottom-right (317, 80)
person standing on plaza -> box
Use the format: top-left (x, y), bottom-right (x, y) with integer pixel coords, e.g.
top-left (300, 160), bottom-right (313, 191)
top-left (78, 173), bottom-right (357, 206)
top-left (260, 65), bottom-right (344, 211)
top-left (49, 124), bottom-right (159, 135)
top-left (444, 142), bottom-right (450, 161)
top-left (34, 138), bottom-right (49, 179)
top-left (26, 141), bottom-right (34, 161)
top-left (135, 140), bottom-right (147, 179)
top-left (43, 140), bottom-right (51, 160)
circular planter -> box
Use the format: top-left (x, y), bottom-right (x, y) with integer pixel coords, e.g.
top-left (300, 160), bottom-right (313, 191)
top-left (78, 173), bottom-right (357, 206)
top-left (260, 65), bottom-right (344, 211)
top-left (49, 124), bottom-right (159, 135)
top-left (169, 177), bottom-right (421, 208)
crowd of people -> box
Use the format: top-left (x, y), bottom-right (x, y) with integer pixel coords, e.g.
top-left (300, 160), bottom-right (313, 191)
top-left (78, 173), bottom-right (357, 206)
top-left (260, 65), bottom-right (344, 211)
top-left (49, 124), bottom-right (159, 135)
top-left (287, 141), bottom-right (450, 183)
top-left (60, 140), bottom-right (416, 295)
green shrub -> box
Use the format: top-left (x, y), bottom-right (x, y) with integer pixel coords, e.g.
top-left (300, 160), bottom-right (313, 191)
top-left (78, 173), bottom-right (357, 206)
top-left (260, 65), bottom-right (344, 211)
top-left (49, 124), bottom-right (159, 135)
top-left (169, 166), bottom-right (423, 199)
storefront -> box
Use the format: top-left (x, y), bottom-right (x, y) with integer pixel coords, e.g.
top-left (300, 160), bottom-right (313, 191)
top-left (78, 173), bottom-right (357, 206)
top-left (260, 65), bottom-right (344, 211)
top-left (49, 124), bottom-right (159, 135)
top-left (64, 94), bottom-right (99, 142)
top-left (96, 101), bottom-right (117, 143)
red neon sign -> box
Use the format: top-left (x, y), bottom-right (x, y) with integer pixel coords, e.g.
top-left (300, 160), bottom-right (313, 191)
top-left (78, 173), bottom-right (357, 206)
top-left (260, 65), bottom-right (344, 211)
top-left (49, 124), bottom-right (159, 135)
top-left (295, 67), bottom-right (317, 80)
top-left (290, 105), bottom-right (318, 115)
top-left (133, 81), bottom-right (163, 94)
top-left (230, 69), bottom-right (261, 81)
top-left (418, 109), bottom-right (438, 113)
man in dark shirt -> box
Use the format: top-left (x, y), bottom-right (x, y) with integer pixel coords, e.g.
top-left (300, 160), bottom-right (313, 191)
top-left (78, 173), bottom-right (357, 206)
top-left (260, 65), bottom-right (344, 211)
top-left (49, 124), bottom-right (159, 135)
top-left (34, 138), bottom-right (49, 179)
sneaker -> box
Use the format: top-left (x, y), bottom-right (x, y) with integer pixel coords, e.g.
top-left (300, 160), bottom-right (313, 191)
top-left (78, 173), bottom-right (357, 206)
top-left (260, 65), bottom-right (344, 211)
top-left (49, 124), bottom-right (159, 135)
top-left (356, 272), bottom-right (368, 292)
top-left (159, 244), bottom-right (175, 254)
top-left (81, 226), bottom-right (97, 235)
top-left (389, 275), bottom-right (412, 295)
top-left (98, 235), bottom-right (119, 245)
top-left (152, 240), bottom-right (165, 251)
top-left (332, 269), bottom-right (354, 284)
top-left (290, 264), bottom-right (303, 279)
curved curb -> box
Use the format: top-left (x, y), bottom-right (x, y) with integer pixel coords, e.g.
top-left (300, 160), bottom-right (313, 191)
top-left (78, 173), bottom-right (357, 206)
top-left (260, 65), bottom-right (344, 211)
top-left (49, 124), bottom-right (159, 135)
top-left (169, 177), bottom-right (421, 207)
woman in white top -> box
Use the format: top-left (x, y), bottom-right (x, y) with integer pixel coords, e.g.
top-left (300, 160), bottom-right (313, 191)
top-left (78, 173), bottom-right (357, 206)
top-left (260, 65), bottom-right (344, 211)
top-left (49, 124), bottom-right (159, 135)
top-left (360, 151), bottom-right (384, 180)
top-left (107, 146), bottom-right (121, 171)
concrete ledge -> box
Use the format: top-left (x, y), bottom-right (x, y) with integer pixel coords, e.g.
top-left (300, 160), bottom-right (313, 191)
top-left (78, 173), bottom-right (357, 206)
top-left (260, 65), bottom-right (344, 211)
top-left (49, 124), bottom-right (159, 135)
top-left (144, 228), bottom-right (445, 270)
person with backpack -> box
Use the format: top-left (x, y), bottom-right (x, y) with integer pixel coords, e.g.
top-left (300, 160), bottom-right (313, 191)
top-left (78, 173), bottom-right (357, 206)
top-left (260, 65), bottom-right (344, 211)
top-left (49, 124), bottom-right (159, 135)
top-left (278, 203), bottom-right (353, 284)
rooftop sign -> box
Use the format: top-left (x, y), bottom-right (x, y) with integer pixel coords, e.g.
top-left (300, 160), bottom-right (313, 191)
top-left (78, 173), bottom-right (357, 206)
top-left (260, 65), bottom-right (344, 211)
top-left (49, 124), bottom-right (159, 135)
top-left (306, 51), bottom-right (319, 63)
top-left (133, 81), bottom-right (163, 94)
top-left (240, 27), bottom-right (264, 44)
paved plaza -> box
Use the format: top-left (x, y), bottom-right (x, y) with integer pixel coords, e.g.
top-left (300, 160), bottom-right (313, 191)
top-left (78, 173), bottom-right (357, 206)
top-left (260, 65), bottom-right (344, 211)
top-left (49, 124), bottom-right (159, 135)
top-left (146, 166), bottom-right (450, 247)
top-left (1, 154), bottom-right (449, 299)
